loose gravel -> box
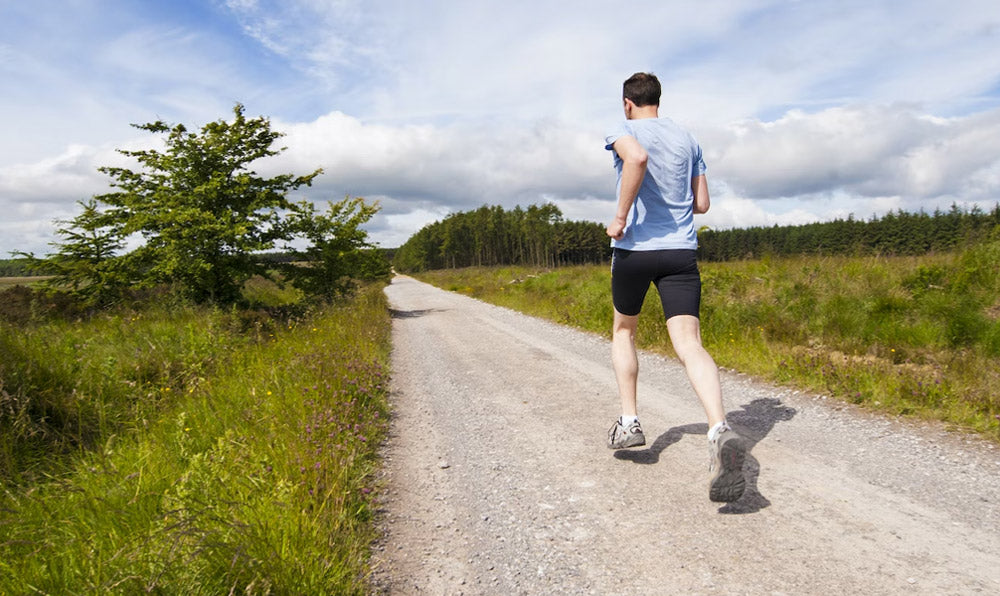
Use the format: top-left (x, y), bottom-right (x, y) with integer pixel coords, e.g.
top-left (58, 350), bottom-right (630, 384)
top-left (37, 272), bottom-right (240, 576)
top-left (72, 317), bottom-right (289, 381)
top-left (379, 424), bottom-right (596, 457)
top-left (369, 275), bottom-right (1000, 595)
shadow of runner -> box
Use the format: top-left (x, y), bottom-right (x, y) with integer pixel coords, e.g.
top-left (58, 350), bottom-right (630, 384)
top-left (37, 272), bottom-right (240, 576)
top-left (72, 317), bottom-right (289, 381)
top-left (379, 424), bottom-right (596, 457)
top-left (614, 423), bottom-right (707, 465)
top-left (613, 398), bottom-right (797, 515)
top-left (720, 398), bottom-right (797, 514)
top-left (389, 308), bottom-right (442, 319)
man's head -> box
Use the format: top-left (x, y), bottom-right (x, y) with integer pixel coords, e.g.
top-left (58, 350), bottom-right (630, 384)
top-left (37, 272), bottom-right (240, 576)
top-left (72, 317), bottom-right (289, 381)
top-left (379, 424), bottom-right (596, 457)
top-left (623, 72), bottom-right (661, 107)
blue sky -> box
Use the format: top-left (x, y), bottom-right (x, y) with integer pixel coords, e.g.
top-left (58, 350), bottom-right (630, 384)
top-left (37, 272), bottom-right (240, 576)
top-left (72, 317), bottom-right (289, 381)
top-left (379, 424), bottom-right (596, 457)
top-left (3, 0), bottom-right (1000, 254)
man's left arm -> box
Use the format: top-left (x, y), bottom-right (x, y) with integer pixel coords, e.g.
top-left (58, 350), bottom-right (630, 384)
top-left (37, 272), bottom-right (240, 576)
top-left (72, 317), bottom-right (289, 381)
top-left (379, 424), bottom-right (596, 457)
top-left (692, 174), bottom-right (710, 214)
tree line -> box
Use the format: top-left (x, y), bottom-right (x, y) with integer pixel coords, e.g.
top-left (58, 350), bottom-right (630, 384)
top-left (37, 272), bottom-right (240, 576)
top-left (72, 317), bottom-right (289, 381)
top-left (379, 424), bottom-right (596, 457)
top-left (391, 202), bottom-right (1000, 273)
top-left (697, 204), bottom-right (1000, 262)
top-left (392, 204), bottom-right (612, 272)
top-left (0, 259), bottom-right (34, 277)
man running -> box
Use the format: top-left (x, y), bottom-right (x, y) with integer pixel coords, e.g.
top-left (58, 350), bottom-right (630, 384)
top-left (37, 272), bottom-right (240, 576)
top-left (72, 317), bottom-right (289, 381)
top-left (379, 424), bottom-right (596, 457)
top-left (604, 72), bottom-right (746, 503)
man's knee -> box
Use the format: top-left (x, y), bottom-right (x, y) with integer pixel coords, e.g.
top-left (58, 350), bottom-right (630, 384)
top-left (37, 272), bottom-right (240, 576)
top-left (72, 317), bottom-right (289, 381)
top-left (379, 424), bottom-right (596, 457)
top-left (667, 316), bottom-right (704, 356)
top-left (672, 338), bottom-right (703, 362)
top-left (613, 309), bottom-right (639, 331)
top-left (613, 324), bottom-right (636, 346)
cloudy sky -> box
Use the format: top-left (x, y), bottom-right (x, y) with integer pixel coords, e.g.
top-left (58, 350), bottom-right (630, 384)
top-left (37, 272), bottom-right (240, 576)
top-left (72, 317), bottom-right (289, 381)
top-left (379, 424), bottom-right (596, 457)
top-left (2, 0), bottom-right (1000, 254)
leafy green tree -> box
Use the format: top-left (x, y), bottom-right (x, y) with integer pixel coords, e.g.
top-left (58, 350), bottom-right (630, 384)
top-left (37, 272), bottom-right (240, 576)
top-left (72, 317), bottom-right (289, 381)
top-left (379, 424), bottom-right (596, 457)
top-left (19, 104), bottom-right (385, 306)
top-left (94, 104), bottom-right (322, 303)
top-left (280, 196), bottom-right (390, 301)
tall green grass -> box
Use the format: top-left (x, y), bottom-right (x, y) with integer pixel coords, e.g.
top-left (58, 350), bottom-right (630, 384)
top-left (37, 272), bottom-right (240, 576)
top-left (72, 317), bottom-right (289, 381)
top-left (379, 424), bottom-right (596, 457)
top-left (415, 240), bottom-right (1000, 439)
top-left (0, 284), bottom-right (390, 594)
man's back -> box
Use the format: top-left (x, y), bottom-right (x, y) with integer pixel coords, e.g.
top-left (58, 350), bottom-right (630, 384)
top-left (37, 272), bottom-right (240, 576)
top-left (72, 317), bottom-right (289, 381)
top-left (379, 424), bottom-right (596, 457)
top-left (605, 117), bottom-right (705, 251)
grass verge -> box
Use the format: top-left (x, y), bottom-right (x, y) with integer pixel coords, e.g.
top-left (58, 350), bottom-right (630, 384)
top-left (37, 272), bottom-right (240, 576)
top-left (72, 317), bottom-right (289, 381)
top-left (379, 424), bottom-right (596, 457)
top-left (0, 284), bottom-right (390, 594)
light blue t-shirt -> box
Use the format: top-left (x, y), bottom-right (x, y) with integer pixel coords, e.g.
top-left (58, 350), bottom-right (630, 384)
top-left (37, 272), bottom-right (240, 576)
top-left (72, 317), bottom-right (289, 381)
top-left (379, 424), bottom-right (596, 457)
top-left (605, 117), bottom-right (706, 251)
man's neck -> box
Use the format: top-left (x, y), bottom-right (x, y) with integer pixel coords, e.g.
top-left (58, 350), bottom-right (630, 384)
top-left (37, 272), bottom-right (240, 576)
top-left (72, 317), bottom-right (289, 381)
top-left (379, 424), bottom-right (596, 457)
top-left (627, 105), bottom-right (659, 120)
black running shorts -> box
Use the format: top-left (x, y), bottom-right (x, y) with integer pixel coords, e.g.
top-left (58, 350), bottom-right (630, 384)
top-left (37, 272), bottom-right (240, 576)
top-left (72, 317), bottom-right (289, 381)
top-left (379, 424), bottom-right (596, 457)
top-left (611, 248), bottom-right (701, 318)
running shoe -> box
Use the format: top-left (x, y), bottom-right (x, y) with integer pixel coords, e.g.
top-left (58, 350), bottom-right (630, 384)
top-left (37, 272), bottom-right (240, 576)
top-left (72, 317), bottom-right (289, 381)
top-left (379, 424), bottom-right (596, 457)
top-left (608, 418), bottom-right (646, 449)
top-left (708, 426), bottom-right (746, 502)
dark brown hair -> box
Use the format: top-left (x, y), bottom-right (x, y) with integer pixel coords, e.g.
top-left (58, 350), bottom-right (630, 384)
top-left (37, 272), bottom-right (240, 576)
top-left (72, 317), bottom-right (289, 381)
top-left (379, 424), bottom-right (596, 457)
top-left (623, 72), bottom-right (661, 107)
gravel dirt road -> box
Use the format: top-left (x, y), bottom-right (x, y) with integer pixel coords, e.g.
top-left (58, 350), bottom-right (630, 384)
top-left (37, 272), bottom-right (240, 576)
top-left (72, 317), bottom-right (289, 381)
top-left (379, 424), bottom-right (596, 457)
top-left (370, 275), bottom-right (1000, 595)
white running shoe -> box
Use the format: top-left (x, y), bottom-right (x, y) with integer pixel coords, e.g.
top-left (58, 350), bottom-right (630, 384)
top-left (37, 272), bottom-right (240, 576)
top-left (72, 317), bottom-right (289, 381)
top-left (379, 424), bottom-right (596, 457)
top-left (608, 418), bottom-right (646, 449)
top-left (708, 425), bottom-right (746, 502)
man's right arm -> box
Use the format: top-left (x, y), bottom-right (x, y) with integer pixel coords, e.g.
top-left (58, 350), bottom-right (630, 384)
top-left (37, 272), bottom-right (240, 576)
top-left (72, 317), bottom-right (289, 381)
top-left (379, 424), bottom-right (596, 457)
top-left (606, 135), bottom-right (648, 240)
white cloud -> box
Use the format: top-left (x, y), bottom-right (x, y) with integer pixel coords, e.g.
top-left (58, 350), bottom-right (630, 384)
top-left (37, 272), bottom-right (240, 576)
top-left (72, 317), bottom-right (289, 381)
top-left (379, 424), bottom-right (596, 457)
top-left (0, 145), bottom-right (108, 203)
top-left (2, 0), bottom-right (1000, 255)
top-left (269, 111), bottom-right (610, 211)
top-left (695, 184), bottom-right (908, 233)
top-left (369, 203), bottom-right (453, 249)
top-left (705, 104), bottom-right (1000, 206)
top-left (5, 102), bottom-right (1000, 254)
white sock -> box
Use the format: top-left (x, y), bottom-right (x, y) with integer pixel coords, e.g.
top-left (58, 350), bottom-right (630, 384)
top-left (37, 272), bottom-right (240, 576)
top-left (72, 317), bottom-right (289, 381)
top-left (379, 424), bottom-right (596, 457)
top-left (620, 415), bottom-right (638, 427)
top-left (708, 420), bottom-right (730, 442)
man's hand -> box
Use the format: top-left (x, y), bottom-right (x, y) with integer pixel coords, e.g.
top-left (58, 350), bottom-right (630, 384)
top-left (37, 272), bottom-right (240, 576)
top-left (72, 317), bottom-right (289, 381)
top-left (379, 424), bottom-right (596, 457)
top-left (606, 215), bottom-right (627, 240)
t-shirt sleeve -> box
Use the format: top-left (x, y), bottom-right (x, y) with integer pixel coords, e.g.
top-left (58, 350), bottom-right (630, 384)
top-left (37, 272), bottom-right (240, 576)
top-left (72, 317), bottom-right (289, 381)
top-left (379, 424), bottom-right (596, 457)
top-left (605, 121), bottom-right (630, 151)
top-left (692, 142), bottom-right (707, 177)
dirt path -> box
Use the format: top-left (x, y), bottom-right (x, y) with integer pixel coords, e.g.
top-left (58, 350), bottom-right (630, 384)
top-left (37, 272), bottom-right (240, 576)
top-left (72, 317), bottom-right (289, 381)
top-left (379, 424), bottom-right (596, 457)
top-left (370, 275), bottom-right (1000, 595)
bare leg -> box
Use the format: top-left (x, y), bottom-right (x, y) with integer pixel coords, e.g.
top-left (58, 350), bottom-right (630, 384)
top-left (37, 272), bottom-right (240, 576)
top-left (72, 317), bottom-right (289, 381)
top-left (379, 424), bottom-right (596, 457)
top-left (611, 308), bottom-right (639, 417)
top-left (666, 315), bottom-right (726, 428)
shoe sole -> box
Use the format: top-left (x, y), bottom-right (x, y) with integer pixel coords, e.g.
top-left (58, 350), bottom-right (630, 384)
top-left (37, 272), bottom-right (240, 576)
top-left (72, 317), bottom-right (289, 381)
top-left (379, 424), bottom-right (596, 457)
top-left (709, 436), bottom-right (746, 502)
top-left (608, 433), bottom-right (646, 449)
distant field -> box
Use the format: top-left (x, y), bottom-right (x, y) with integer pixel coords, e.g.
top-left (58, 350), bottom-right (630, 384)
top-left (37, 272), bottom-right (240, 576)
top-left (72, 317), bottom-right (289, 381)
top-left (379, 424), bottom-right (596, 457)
top-left (0, 276), bottom-right (52, 289)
